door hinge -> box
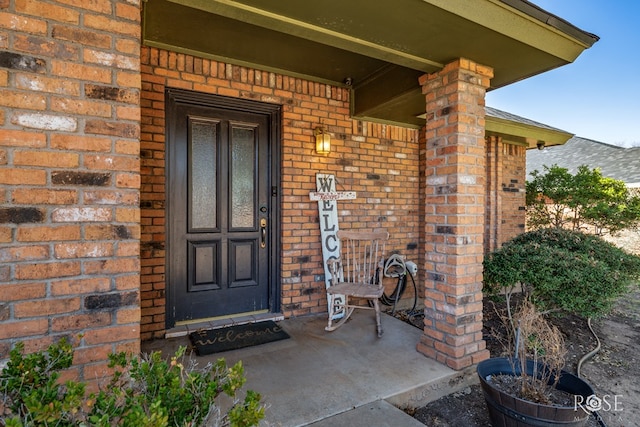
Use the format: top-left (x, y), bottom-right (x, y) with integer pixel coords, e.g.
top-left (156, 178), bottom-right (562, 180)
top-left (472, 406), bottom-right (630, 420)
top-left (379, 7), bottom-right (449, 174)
top-left (271, 186), bottom-right (278, 197)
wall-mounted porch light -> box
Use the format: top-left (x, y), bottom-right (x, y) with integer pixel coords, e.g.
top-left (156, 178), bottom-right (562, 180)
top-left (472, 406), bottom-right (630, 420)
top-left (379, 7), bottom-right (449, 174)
top-left (314, 126), bottom-right (331, 155)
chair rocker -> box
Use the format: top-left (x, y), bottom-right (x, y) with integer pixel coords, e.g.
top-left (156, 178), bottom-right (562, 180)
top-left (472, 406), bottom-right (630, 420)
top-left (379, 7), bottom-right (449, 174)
top-left (325, 230), bottom-right (389, 337)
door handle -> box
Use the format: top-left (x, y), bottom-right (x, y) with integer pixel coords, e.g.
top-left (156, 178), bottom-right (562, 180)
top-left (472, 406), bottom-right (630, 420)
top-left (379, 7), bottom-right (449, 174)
top-left (260, 218), bottom-right (267, 248)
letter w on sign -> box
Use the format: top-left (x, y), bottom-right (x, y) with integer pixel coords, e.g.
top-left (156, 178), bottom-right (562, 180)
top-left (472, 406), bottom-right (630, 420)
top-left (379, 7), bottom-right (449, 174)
top-left (313, 174), bottom-right (356, 320)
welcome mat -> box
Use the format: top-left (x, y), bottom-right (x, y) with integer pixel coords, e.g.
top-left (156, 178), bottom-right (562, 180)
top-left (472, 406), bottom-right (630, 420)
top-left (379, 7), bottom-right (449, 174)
top-left (189, 320), bottom-right (290, 356)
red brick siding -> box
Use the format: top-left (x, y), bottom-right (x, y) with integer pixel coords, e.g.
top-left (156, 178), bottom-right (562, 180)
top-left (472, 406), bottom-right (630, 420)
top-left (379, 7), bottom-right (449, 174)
top-left (499, 143), bottom-right (527, 245)
top-left (485, 136), bottom-right (527, 252)
top-left (0, 0), bottom-right (141, 376)
top-left (139, 47), bottom-right (422, 339)
top-left (0, 0), bottom-right (530, 376)
top-left (485, 136), bottom-right (502, 253)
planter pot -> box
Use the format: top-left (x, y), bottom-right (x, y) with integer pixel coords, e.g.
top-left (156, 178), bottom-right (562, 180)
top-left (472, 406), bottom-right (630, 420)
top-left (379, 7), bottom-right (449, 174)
top-left (477, 357), bottom-right (594, 427)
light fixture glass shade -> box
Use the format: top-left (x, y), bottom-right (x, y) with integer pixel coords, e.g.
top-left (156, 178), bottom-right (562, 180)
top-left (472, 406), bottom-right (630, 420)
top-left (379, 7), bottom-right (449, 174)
top-left (315, 128), bottom-right (331, 154)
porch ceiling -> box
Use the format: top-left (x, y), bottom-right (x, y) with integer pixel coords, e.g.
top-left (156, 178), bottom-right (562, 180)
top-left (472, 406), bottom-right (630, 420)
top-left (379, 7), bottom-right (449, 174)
top-left (143, 0), bottom-right (598, 128)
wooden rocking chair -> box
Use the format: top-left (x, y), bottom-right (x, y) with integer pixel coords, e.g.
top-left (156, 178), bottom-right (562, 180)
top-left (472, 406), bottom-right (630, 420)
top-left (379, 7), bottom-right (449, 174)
top-left (325, 230), bottom-right (389, 337)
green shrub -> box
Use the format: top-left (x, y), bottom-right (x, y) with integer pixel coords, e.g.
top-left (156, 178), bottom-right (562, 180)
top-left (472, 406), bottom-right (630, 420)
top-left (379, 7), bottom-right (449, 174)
top-left (0, 340), bottom-right (264, 427)
top-left (0, 339), bottom-right (84, 427)
top-left (526, 165), bottom-right (640, 235)
top-left (483, 228), bottom-right (640, 318)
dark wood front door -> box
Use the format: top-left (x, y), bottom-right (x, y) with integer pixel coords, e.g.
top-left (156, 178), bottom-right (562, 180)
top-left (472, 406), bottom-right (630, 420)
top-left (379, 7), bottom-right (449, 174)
top-left (166, 90), bottom-right (280, 327)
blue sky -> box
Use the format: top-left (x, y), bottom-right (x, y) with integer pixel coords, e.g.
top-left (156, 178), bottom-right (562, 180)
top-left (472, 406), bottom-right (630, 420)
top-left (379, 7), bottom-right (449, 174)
top-left (486, 1), bottom-right (640, 147)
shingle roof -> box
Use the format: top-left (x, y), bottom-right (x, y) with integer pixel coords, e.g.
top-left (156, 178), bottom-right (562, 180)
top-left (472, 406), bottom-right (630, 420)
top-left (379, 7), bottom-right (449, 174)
top-left (526, 136), bottom-right (640, 185)
top-left (486, 106), bottom-right (569, 133)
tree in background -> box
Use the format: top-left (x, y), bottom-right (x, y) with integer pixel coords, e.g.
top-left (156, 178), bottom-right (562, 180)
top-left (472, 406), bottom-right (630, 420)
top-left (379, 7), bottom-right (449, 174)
top-left (526, 164), bottom-right (640, 235)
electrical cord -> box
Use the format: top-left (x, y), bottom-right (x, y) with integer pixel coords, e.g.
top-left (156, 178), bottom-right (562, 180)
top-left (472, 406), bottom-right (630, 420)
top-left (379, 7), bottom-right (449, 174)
top-left (577, 318), bottom-right (601, 378)
top-left (576, 317), bottom-right (607, 427)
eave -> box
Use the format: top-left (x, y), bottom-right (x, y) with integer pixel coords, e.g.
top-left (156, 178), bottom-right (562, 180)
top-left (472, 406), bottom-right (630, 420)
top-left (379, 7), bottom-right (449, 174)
top-left (486, 114), bottom-right (574, 150)
top-left (143, 0), bottom-right (598, 128)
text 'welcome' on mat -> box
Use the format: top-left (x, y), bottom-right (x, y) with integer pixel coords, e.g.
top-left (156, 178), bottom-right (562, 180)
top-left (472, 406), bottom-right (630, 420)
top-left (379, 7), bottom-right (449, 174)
top-left (189, 320), bottom-right (290, 355)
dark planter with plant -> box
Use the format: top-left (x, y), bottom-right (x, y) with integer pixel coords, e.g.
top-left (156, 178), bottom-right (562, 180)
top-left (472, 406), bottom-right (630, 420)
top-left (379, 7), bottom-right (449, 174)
top-left (477, 357), bottom-right (593, 427)
top-left (479, 228), bottom-right (640, 427)
top-left (477, 299), bottom-right (594, 427)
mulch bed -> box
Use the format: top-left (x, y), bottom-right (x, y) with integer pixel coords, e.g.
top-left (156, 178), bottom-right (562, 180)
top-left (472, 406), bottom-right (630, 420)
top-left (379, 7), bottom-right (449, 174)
top-left (387, 297), bottom-right (602, 427)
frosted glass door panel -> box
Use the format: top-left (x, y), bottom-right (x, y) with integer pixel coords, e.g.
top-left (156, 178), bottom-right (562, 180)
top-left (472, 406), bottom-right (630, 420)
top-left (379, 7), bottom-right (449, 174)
top-left (190, 120), bottom-right (217, 231)
top-left (230, 126), bottom-right (256, 229)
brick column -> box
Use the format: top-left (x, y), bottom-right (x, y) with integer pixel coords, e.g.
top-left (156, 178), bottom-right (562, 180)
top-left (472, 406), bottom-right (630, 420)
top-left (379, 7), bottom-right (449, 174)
top-left (417, 59), bottom-right (492, 370)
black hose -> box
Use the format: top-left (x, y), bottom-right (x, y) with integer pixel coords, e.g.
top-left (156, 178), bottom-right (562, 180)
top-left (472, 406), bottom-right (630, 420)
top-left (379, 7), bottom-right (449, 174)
top-left (380, 270), bottom-right (418, 315)
top-left (406, 270), bottom-right (418, 313)
top-left (380, 274), bottom-right (406, 305)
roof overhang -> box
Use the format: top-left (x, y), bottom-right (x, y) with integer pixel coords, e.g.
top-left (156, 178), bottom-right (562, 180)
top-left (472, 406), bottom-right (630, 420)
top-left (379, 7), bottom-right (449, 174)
top-left (486, 115), bottom-right (574, 150)
top-left (143, 0), bottom-right (598, 128)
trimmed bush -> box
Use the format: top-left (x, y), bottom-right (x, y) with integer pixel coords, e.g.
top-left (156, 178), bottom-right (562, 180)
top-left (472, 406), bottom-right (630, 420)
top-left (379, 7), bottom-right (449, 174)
top-left (483, 228), bottom-right (640, 318)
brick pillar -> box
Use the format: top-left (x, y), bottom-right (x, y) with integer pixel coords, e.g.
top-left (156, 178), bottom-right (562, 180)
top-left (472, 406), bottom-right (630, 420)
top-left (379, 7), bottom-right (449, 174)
top-left (417, 59), bottom-right (492, 370)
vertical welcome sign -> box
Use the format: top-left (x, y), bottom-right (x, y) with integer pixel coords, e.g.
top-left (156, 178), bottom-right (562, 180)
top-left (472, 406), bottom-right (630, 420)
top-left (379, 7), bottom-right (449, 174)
top-left (310, 174), bottom-right (356, 319)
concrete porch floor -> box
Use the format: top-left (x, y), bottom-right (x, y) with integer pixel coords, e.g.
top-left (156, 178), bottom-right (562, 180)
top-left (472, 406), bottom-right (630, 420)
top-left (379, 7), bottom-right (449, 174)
top-left (141, 311), bottom-right (478, 427)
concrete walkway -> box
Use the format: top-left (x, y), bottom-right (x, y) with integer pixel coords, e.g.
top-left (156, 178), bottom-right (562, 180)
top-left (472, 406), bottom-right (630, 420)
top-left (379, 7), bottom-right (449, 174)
top-left (142, 312), bottom-right (478, 427)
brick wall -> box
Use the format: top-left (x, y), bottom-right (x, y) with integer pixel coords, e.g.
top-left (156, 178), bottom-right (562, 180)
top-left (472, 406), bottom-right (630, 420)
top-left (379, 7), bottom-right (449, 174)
top-left (139, 47), bottom-right (422, 339)
top-left (0, 1), bottom-right (531, 375)
top-left (0, 0), bottom-right (141, 379)
top-left (498, 142), bottom-right (527, 245)
top-left (485, 136), bottom-right (527, 252)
